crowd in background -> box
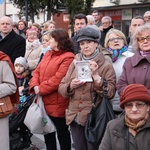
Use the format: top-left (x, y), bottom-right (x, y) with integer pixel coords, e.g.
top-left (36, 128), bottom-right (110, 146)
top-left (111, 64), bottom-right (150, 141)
top-left (0, 9), bottom-right (150, 150)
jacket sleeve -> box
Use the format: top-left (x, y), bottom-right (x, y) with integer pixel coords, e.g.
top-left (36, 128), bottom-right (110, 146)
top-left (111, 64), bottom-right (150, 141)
top-left (0, 61), bottom-right (17, 98)
top-left (11, 37), bottom-right (26, 64)
top-left (39, 56), bottom-right (74, 95)
top-left (116, 59), bottom-right (128, 95)
top-left (58, 61), bottom-right (75, 99)
top-left (99, 122), bottom-right (112, 150)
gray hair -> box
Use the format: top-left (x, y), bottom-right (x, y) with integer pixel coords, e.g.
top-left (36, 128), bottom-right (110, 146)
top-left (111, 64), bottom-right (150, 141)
top-left (101, 16), bottom-right (112, 23)
top-left (132, 23), bottom-right (150, 51)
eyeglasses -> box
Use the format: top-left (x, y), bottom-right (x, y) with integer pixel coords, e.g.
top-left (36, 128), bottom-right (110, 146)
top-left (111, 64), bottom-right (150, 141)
top-left (137, 36), bottom-right (150, 43)
top-left (108, 37), bottom-right (123, 42)
top-left (124, 102), bottom-right (146, 110)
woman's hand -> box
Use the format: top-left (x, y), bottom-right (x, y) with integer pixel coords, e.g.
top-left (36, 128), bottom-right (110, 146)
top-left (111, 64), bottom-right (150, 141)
top-left (34, 86), bottom-right (40, 95)
top-left (70, 78), bottom-right (85, 91)
top-left (90, 61), bottom-right (99, 76)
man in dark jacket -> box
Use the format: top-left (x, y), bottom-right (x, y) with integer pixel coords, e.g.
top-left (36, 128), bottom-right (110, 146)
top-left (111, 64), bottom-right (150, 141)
top-left (0, 16), bottom-right (26, 64)
top-left (100, 16), bottom-right (113, 47)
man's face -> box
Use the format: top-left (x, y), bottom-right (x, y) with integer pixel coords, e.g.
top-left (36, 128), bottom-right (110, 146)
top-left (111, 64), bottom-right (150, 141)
top-left (102, 18), bottom-right (112, 29)
top-left (74, 19), bottom-right (86, 33)
top-left (0, 16), bottom-right (13, 36)
top-left (144, 12), bottom-right (150, 23)
top-left (92, 12), bottom-right (99, 22)
top-left (129, 18), bottom-right (144, 35)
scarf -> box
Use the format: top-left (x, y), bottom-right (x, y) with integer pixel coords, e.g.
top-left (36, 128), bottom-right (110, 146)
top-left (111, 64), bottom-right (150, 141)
top-left (41, 46), bottom-right (51, 54)
top-left (108, 46), bottom-right (128, 63)
top-left (0, 51), bottom-right (19, 104)
top-left (82, 48), bottom-right (99, 61)
top-left (125, 113), bottom-right (149, 136)
top-left (140, 51), bottom-right (150, 57)
top-left (26, 39), bottom-right (41, 50)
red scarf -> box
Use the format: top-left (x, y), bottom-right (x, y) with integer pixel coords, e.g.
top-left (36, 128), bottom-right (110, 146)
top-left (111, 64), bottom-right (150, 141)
top-left (0, 51), bottom-right (19, 104)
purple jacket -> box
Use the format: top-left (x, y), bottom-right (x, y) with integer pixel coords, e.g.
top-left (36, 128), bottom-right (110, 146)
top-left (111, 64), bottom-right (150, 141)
top-left (117, 51), bottom-right (150, 95)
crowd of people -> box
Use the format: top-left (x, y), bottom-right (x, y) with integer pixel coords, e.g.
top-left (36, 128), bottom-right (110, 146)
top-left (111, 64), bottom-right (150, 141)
top-left (0, 9), bottom-right (150, 150)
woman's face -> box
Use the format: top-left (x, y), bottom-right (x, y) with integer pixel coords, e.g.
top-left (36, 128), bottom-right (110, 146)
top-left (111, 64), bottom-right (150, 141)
top-left (18, 22), bottom-right (26, 30)
top-left (79, 40), bottom-right (98, 57)
top-left (108, 33), bottom-right (124, 50)
top-left (42, 35), bottom-right (50, 48)
top-left (125, 101), bottom-right (150, 123)
top-left (49, 36), bottom-right (58, 51)
top-left (27, 31), bottom-right (38, 42)
top-left (138, 31), bottom-right (150, 52)
top-left (48, 23), bottom-right (55, 31)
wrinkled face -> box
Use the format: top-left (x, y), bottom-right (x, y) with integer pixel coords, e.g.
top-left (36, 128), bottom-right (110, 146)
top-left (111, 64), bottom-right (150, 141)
top-left (125, 101), bottom-right (150, 123)
top-left (42, 35), bottom-right (50, 48)
top-left (18, 22), bottom-right (26, 30)
top-left (74, 19), bottom-right (86, 33)
top-left (49, 36), bottom-right (58, 51)
top-left (27, 31), bottom-right (38, 42)
top-left (102, 18), bottom-right (112, 29)
top-left (137, 30), bottom-right (150, 52)
top-left (15, 64), bottom-right (25, 74)
top-left (144, 12), bottom-right (150, 23)
top-left (48, 23), bottom-right (55, 31)
top-left (129, 19), bottom-right (144, 35)
top-left (108, 33), bottom-right (124, 50)
top-left (92, 12), bottom-right (99, 22)
top-left (79, 40), bottom-right (98, 57)
top-left (0, 17), bottom-right (13, 36)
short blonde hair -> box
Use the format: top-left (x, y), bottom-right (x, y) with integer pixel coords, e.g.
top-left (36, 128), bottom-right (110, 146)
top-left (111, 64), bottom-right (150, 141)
top-left (86, 15), bottom-right (95, 25)
top-left (132, 23), bottom-right (150, 51)
top-left (104, 29), bottom-right (127, 48)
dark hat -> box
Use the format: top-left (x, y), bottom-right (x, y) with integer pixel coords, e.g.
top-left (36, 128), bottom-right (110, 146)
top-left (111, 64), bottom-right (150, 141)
top-left (76, 26), bottom-right (99, 43)
top-left (120, 84), bottom-right (150, 109)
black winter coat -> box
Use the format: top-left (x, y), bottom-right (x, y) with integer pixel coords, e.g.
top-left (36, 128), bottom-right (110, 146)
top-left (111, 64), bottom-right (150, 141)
top-left (0, 30), bottom-right (26, 64)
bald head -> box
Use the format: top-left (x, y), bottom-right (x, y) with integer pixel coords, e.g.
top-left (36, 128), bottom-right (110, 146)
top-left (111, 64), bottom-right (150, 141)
top-left (0, 16), bottom-right (13, 37)
top-left (143, 11), bottom-right (150, 23)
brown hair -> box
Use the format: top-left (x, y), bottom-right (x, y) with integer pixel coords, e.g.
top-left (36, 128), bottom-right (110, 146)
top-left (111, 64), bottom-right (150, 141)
top-left (50, 28), bottom-right (74, 53)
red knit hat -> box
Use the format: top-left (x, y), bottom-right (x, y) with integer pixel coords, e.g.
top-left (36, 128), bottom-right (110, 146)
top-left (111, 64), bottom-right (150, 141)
top-left (120, 84), bottom-right (150, 109)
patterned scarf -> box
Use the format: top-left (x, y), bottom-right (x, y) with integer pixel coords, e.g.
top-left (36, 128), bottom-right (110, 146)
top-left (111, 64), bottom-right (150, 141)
top-left (140, 51), bottom-right (150, 57)
top-left (108, 46), bottom-right (128, 63)
top-left (125, 113), bottom-right (149, 136)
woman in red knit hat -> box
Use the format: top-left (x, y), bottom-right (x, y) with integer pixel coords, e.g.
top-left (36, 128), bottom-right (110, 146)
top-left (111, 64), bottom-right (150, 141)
top-left (99, 84), bottom-right (150, 150)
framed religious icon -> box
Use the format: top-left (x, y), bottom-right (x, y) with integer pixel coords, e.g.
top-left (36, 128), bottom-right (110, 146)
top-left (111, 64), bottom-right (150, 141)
top-left (75, 61), bottom-right (93, 82)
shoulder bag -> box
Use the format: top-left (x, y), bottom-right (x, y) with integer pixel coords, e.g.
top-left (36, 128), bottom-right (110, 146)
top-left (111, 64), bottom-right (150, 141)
top-left (0, 96), bottom-right (14, 118)
top-left (85, 79), bottom-right (115, 143)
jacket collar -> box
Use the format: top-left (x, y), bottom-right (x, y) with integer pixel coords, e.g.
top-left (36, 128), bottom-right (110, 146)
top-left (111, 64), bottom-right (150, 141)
top-left (131, 52), bottom-right (150, 67)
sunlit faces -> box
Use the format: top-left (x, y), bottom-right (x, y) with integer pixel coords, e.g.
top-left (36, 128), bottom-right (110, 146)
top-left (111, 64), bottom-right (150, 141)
top-left (27, 30), bottom-right (38, 42)
top-left (102, 18), bottom-right (112, 29)
top-left (49, 36), bottom-right (58, 51)
top-left (79, 40), bottom-right (98, 57)
top-left (48, 23), bottom-right (55, 31)
top-left (0, 16), bottom-right (13, 36)
top-left (125, 101), bottom-right (150, 123)
top-left (74, 19), bottom-right (87, 33)
top-left (108, 33), bottom-right (124, 50)
top-left (138, 31), bottom-right (150, 52)
top-left (42, 35), bottom-right (50, 48)
top-left (15, 64), bottom-right (25, 74)
top-left (129, 19), bottom-right (144, 35)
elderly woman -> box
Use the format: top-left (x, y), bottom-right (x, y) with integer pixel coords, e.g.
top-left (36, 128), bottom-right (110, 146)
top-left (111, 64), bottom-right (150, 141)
top-left (117, 23), bottom-right (150, 95)
top-left (29, 28), bottom-right (74, 150)
top-left (99, 84), bottom-right (150, 150)
top-left (105, 29), bottom-right (134, 115)
top-left (59, 26), bottom-right (116, 150)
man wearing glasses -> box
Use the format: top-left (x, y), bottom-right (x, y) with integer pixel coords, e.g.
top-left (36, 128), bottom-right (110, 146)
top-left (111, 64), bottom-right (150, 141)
top-left (100, 16), bottom-right (113, 47)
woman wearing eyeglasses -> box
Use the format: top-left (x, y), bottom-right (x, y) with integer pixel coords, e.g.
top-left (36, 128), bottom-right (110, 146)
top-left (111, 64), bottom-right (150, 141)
top-left (99, 83), bottom-right (150, 150)
top-left (117, 23), bottom-right (150, 96)
top-left (104, 29), bottom-right (134, 115)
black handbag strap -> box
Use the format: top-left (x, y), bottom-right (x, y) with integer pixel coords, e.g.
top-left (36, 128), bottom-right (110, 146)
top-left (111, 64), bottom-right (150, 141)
top-left (93, 79), bottom-right (108, 105)
top-left (126, 127), bottom-right (130, 150)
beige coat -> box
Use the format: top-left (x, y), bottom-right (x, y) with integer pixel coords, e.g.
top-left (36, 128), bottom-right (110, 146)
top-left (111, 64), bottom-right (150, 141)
top-left (59, 51), bottom-right (116, 126)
